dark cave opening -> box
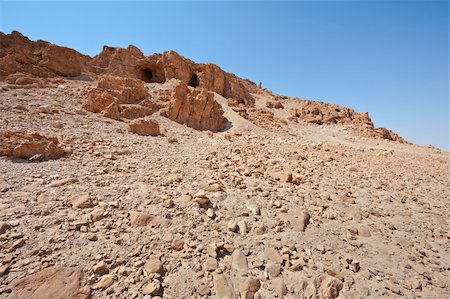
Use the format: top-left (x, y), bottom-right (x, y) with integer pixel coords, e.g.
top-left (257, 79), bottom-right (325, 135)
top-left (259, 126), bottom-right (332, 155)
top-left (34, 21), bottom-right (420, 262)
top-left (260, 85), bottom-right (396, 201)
top-left (188, 73), bottom-right (199, 88)
top-left (142, 68), bottom-right (153, 83)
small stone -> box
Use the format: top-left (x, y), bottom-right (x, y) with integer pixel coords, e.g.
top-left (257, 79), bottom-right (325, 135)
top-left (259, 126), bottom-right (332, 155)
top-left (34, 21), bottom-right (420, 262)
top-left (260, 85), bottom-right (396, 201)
top-left (178, 194), bottom-right (192, 202)
top-left (265, 247), bottom-right (283, 264)
top-left (93, 261), bottom-right (109, 275)
top-left (47, 178), bottom-right (78, 188)
top-left (231, 250), bottom-right (248, 273)
top-left (162, 199), bottom-right (174, 208)
top-left (238, 276), bottom-right (261, 298)
top-left (349, 261), bottom-right (360, 272)
top-left (36, 192), bottom-right (52, 203)
top-left (0, 264), bottom-right (10, 276)
top-left (70, 193), bottom-right (93, 209)
top-left (144, 258), bottom-right (164, 275)
top-left (291, 211), bottom-right (310, 231)
top-left (213, 274), bottom-right (235, 299)
top-left (94, 274), bottom-right (115, 290)
top-left (90, 208), bottom-right (105, 222)
top-left (204, 257), bottom-right (218, 272)
top-left (320, 275), bottom-right (343, 299)
top-left (272, 277), bottom-right (288, 297)
top-left (142, 280), bottom-right (161, 295)
top-left (245, 201), bottom-right (261, 215)
top-left (267, 263), bottom-right (281, 277)
top-left (171, 239), bottom-right (184, 251)
top-left (227, 220), bottom-right (238, 232)
top-left (193, 196), bottom-right (210, 206)
top-left (129, 211), bottom-right (154, 226)
top-left (0, 222), bottom-right (12, 235)
top-left (206, 208), bottom-right (215, 218)
top-left (237, 220), bottom-right (249, 233)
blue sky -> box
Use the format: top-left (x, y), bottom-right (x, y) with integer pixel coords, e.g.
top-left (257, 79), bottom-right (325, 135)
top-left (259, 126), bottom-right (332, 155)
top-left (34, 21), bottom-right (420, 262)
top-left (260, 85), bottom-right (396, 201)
top-left (1, 1), bottom-right (448, 149)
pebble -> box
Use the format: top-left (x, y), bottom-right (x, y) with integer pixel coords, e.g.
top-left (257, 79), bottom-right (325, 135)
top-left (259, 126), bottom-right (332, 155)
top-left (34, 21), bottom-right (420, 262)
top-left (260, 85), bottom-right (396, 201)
top-left (144, 259), bottom-right (164, 275)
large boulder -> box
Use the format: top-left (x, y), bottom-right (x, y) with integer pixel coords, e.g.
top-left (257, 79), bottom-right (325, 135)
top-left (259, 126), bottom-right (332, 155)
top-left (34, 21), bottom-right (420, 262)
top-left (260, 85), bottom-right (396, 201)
top-left (128, 118), bottom-right (160, 136)
top-left (0, 131), bottom-right (66, 161)
top-left (83, 75), bottom-right (160, 119)
top-left (163, 80), bottom-right (228, 132)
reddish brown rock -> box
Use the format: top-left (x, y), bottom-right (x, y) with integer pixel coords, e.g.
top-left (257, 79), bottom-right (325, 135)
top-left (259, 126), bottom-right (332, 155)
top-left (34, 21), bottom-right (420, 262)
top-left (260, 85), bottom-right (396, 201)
top-left (8, 267), bottom-right (88, 299)
top-left (163, 80), bottom-right (227, 132)
top-left (0, 131), bottom-right (66, 161)
top-left (0, 31), bottom-right (89, 80)
top-left (83, 75), bottom-right (148, 113)
top-left (128, 118), bottom-right (160, 136)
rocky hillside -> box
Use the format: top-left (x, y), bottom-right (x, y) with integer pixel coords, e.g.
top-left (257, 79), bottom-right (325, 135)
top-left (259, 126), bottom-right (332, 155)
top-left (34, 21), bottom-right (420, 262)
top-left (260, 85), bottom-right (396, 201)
top-left (0, 31), bottom-right (449, 299)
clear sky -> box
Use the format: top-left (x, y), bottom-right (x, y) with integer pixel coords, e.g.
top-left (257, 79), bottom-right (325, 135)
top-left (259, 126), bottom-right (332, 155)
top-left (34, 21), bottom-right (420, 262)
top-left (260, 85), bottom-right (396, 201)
top-left (1, 1), bottom-right (448, 150)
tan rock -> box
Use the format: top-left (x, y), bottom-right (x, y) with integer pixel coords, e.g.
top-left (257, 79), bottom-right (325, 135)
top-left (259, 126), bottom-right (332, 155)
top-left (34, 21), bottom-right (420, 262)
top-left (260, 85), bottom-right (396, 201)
top-left (128, 118), bottom-right (160, 136)
top-left (164, 80), bottom-right (227, 132)
top-left (171, 239), bottom-right (185, 251)
top-left (321, 275), bottom-right (343, 299)
top-left (238, 276), bottom-right (261, 298)
top-left (0, 221), bottom-right (12, 235)
top-left (232, 250), bottom-right (248, 273)
top-left (93, 261), bottom-right (109, 275)
top-left (213, 274), bottom-right (235, 299)
top-left (0, 131), bottom-right (66, 161)
top-left (272, 277), bottom-right (288, 297)
top-left (94, 274), bottom-right (115, 290)
top-left (70, 193), bottom-right (93, 209)
top-left (90, 208), bottom-right (106, 222)
top-left (204, 257), bottom-right (218, 272)
top-left (144, 258), bottom-right (164, 275)
top-left (129, 211), bottom-right (154, 226)
top-left (265, 247), bottom-right (283, 264)
top-left (9, 266), bottom-right (86, 299)
top-left (142, 280), bottom-right (161, 296)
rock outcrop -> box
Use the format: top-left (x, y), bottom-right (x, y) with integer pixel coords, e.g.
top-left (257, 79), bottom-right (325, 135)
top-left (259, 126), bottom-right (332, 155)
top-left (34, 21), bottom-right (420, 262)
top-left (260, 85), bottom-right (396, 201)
top-left (289, 100), bottom-right (407, 142)
top-left (83, 75), bottom-right (161, 120)
top-left (0, 131), bottom-right (66, 161)
top-left (0, 31), bottom-right (255, 105)
top-left (163, 80), bottom-right (228, 132)
top-left (0, 31), bottom-right (90, 81)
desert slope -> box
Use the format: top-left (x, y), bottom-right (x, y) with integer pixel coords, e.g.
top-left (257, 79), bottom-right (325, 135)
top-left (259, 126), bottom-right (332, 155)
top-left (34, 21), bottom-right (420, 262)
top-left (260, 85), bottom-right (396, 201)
top-left (0, 32), bottom-right (449, 299)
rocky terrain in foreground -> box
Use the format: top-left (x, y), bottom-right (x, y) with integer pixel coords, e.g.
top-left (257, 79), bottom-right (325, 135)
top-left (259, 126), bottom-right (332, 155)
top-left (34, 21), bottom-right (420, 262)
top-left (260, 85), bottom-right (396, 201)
top-left (0, 32), bottom-right (449, 299)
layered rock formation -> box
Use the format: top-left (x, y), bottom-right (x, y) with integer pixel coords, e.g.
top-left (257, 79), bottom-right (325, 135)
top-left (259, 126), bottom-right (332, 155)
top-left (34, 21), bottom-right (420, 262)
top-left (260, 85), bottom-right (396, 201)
top-left (289, 100), bottom-right (406, 142)
top-left (0, 31), bottom-right (90, 80)
top-left (0, 31), bottom-right (254, 105)
top-left (83, 74), bottom-right (160, 121)
top-left (163, 80), bottom-right (228, 132)
top-left (0, 131), bottom-right (66, 161)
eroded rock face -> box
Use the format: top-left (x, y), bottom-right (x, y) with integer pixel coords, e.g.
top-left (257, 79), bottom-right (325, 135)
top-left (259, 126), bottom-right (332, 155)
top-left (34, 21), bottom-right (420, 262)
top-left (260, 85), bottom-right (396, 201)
top-left (289, 99), bottom-right (407, 143)
top-left (136, 51), bottom-right (255, 105)
top-left (83, 75), bottom-right (161, 120)
top-left (0, 31), bottom-right (90, 80)
top-left (0, 131), bottom-right (66, 161)
top-left (89, 45), bottom-right (144, 78)
top-left (0, 32), bottom-right (256, 105)
top-left (163, 80), bottom-right (228, 132)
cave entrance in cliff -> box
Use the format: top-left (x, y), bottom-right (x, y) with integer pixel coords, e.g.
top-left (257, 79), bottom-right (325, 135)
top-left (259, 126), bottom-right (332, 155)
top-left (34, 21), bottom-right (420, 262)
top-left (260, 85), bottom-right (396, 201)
top-left (142, 68), bottom-right (154, 83)
top-left (188, 73), bottom-right (199, 88)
